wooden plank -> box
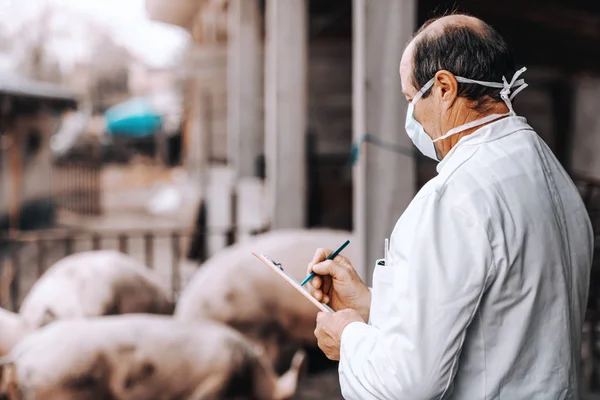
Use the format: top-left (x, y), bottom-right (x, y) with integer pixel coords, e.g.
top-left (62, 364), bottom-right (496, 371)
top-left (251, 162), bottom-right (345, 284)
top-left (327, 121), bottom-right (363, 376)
top-left (264, 0), bottom-right (308, 229)
top-left (227, 0), bottom-right (263, 179)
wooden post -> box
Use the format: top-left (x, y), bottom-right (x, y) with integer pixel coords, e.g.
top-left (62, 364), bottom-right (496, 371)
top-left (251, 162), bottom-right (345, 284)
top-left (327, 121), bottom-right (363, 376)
top-left (6, 123), bottom-right (21, 311)
top-left (264, 0), bottom-right (308, 229)
top-left (227, 0), bottom-right (263, 179)
top-left (154, 125), bottom-right (168, 166)
top-left (354, 0), bottom-right (417, 285)
top-left (8, 127), bottom-right (21, 234)
top-left (352, 0), bottom-right (368, 282)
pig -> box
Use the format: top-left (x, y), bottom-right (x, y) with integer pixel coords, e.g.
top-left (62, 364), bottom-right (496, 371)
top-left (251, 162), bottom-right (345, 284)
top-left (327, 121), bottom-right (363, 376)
top-left (174, 229), bottom-right (359, 371)
top-left (0, 309), bottom-right (30, 357)
top-left (18, 250), bottom-right (174, 329)
top-left (0, 314), bottom-right (306, 400)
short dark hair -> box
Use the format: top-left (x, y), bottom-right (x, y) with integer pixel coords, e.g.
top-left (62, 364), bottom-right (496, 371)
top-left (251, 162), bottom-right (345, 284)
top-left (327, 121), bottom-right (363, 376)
top-left (411, 16), bottom-right (517, 112)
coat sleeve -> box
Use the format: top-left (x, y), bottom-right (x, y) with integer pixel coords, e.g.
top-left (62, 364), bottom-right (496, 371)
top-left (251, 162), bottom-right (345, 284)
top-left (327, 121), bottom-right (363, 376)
top-left (339, 194), bottom-right (496, 399)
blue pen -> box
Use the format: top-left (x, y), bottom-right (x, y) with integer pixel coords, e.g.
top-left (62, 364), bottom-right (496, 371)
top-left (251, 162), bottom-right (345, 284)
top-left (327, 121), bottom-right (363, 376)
top-left (300, 239), bottom-right (350, 286)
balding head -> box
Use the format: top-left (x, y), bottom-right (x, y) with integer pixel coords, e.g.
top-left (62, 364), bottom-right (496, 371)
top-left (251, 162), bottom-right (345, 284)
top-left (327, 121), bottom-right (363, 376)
top-left (399, 14), bottom-right (522, 160)
top-left (419, 14), bottom-right (485, 35)
top-left (400, 13), bottom-right (516, 112)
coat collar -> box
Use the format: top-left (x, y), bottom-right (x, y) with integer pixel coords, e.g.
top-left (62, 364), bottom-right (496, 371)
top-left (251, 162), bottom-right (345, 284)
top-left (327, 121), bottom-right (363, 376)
top-left (436, 116), bottom-right (532, 173)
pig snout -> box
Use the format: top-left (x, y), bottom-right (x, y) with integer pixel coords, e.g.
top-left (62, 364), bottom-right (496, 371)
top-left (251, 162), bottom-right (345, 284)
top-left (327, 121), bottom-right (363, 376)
top-left (275, 349), bottom-right (308, 400)
top-left (0, 309), bottom-right (31, 358)
top-left (194, 340), bottom-right (307, 400)
top-left (243, 348), bottom-right (307, 400)
top-left (0, 361), bottom-right (20, 400)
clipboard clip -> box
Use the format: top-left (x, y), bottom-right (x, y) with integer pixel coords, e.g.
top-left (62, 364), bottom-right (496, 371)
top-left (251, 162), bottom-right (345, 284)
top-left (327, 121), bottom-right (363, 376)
top-left (252, 251), bottom-right (334, 313)
top-left (263, 255), bottom-right (284, 271)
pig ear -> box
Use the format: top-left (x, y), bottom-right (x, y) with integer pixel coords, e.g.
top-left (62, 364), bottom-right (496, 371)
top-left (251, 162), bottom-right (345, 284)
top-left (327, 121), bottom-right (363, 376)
top-left (40, 309), bottom-right (58, 327)
top-left (115, 345), bottom-right (136, 355)
top-left (113, 347), bottom-right (156, 392)
top-left (121, 361), bottom-right (156, 391)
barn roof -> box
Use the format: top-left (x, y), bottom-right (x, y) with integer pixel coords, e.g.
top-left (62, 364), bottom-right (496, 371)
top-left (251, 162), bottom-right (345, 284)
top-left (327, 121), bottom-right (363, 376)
top-left (0, 74), bottom-right (77, 102)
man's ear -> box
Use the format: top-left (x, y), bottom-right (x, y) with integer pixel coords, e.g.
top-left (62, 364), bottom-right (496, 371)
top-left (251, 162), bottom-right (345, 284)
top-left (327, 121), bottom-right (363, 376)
top-left (434, 70), bottom-right (459, 105)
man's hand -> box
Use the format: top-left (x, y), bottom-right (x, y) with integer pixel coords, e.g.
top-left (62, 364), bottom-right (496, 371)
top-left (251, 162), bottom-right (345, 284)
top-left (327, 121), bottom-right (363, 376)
top-left (307, 248), bottom-right (371, 321)
top-left (314, 309), bottom-right (364, 360)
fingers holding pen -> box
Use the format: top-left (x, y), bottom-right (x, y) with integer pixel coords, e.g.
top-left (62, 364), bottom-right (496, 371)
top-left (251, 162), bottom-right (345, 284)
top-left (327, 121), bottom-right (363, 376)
top-left (307, 249), bottom-right (329, 300)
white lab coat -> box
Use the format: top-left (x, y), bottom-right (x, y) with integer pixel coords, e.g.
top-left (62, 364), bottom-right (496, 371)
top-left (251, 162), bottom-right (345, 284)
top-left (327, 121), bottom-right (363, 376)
top-left (339, 116), bottom-right (593, 399)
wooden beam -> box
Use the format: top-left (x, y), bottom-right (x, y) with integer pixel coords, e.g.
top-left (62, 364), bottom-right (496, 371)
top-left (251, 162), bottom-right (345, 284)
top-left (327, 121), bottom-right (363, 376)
top-left (352, 0), bottom-right (368, 281)
top-left (227, 0), bottom-right (263, 179)
top-left (264, 0), bottom-right (308, 229)
top-left (8, 127), bottom-right (21, 234)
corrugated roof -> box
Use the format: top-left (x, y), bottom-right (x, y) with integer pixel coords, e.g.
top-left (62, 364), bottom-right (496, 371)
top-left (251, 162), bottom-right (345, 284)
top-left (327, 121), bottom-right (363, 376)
top-left (0, 74), bottom-right (77, 102)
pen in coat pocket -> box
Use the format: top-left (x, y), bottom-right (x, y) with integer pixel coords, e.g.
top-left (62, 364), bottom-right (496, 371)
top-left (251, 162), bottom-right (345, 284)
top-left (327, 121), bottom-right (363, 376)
top-left (384, 238), bottom-right (389, 264)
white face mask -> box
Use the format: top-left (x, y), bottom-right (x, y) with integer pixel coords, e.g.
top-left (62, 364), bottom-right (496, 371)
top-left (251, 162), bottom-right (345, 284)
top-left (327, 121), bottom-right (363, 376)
top-left (405, 67), bottom-right (528, 161)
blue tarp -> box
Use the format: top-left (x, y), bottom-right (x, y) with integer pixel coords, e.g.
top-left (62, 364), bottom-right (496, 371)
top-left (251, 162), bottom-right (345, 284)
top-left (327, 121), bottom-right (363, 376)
top-left (104, 97), bottom-right (162, 138)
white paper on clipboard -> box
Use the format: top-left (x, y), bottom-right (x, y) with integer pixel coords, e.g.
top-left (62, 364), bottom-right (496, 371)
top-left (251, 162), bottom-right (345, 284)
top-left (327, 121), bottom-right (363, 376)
top-left (252, 252), bottom-right (334, 313)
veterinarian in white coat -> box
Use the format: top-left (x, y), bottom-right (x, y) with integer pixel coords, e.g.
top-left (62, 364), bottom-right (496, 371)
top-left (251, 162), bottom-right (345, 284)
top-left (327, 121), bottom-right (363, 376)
top-left (308, 14), bottom-right (593, 400)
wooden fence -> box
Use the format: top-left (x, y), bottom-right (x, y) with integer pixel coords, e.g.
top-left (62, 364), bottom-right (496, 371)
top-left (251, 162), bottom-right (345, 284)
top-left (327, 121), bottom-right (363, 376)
top-left (0, 224), bottom-right (268, 312)
top-left (52, 144), bottom-right (103, 216)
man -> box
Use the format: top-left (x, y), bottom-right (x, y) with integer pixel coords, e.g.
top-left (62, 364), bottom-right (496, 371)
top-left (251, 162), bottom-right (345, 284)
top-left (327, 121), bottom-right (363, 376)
top-left (307, 14), bottom-right (593, 399)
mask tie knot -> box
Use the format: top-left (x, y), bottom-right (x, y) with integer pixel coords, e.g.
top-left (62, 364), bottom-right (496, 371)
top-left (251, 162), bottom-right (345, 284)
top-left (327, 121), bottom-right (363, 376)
top-left (501, 67), bottom-right (528, 115)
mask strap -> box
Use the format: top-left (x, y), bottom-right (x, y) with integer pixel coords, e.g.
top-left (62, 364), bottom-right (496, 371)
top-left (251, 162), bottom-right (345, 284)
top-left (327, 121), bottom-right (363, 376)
top-left (411, 79), bottom-right (435, 104)
top-left (455, 67), bottom-right (528, 116)
top-left (412, 68), bottom-right (528, 143)
top-left (431, 68), bottom-right (529, 142)
top-left (509, 83), bottom-right (528, 101)
top-left (432, 113), bottom-right (507, 143)
top-left (455, 77), bottom-right (504, 88)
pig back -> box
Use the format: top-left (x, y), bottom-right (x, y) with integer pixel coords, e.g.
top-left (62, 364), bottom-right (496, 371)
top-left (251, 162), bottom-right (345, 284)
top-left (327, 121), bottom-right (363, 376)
top-left (19, 250), bottom-right (174, 329)
top-left (4, 315), bottom-right (277, 400)
top-left (105, 315), bottom-right (266, 399)
top-left (2, 318), bottom-right (118, 399)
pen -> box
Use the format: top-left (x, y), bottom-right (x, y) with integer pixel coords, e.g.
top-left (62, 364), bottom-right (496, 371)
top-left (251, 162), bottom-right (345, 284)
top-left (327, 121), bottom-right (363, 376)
top-left (300, 239), bottom-right (350, 286)
top-left (384, 238), bottom-right (389, 263)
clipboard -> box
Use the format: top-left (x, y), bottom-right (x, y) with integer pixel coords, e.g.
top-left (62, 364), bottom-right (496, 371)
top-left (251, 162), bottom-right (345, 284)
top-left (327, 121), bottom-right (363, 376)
top-left (252, 252), bottom-right (334, 313)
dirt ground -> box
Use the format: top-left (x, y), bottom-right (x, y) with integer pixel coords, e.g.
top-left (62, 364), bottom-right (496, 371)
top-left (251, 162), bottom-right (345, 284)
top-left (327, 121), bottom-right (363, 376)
top-left (295, 368), bottom-right (342, 400)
